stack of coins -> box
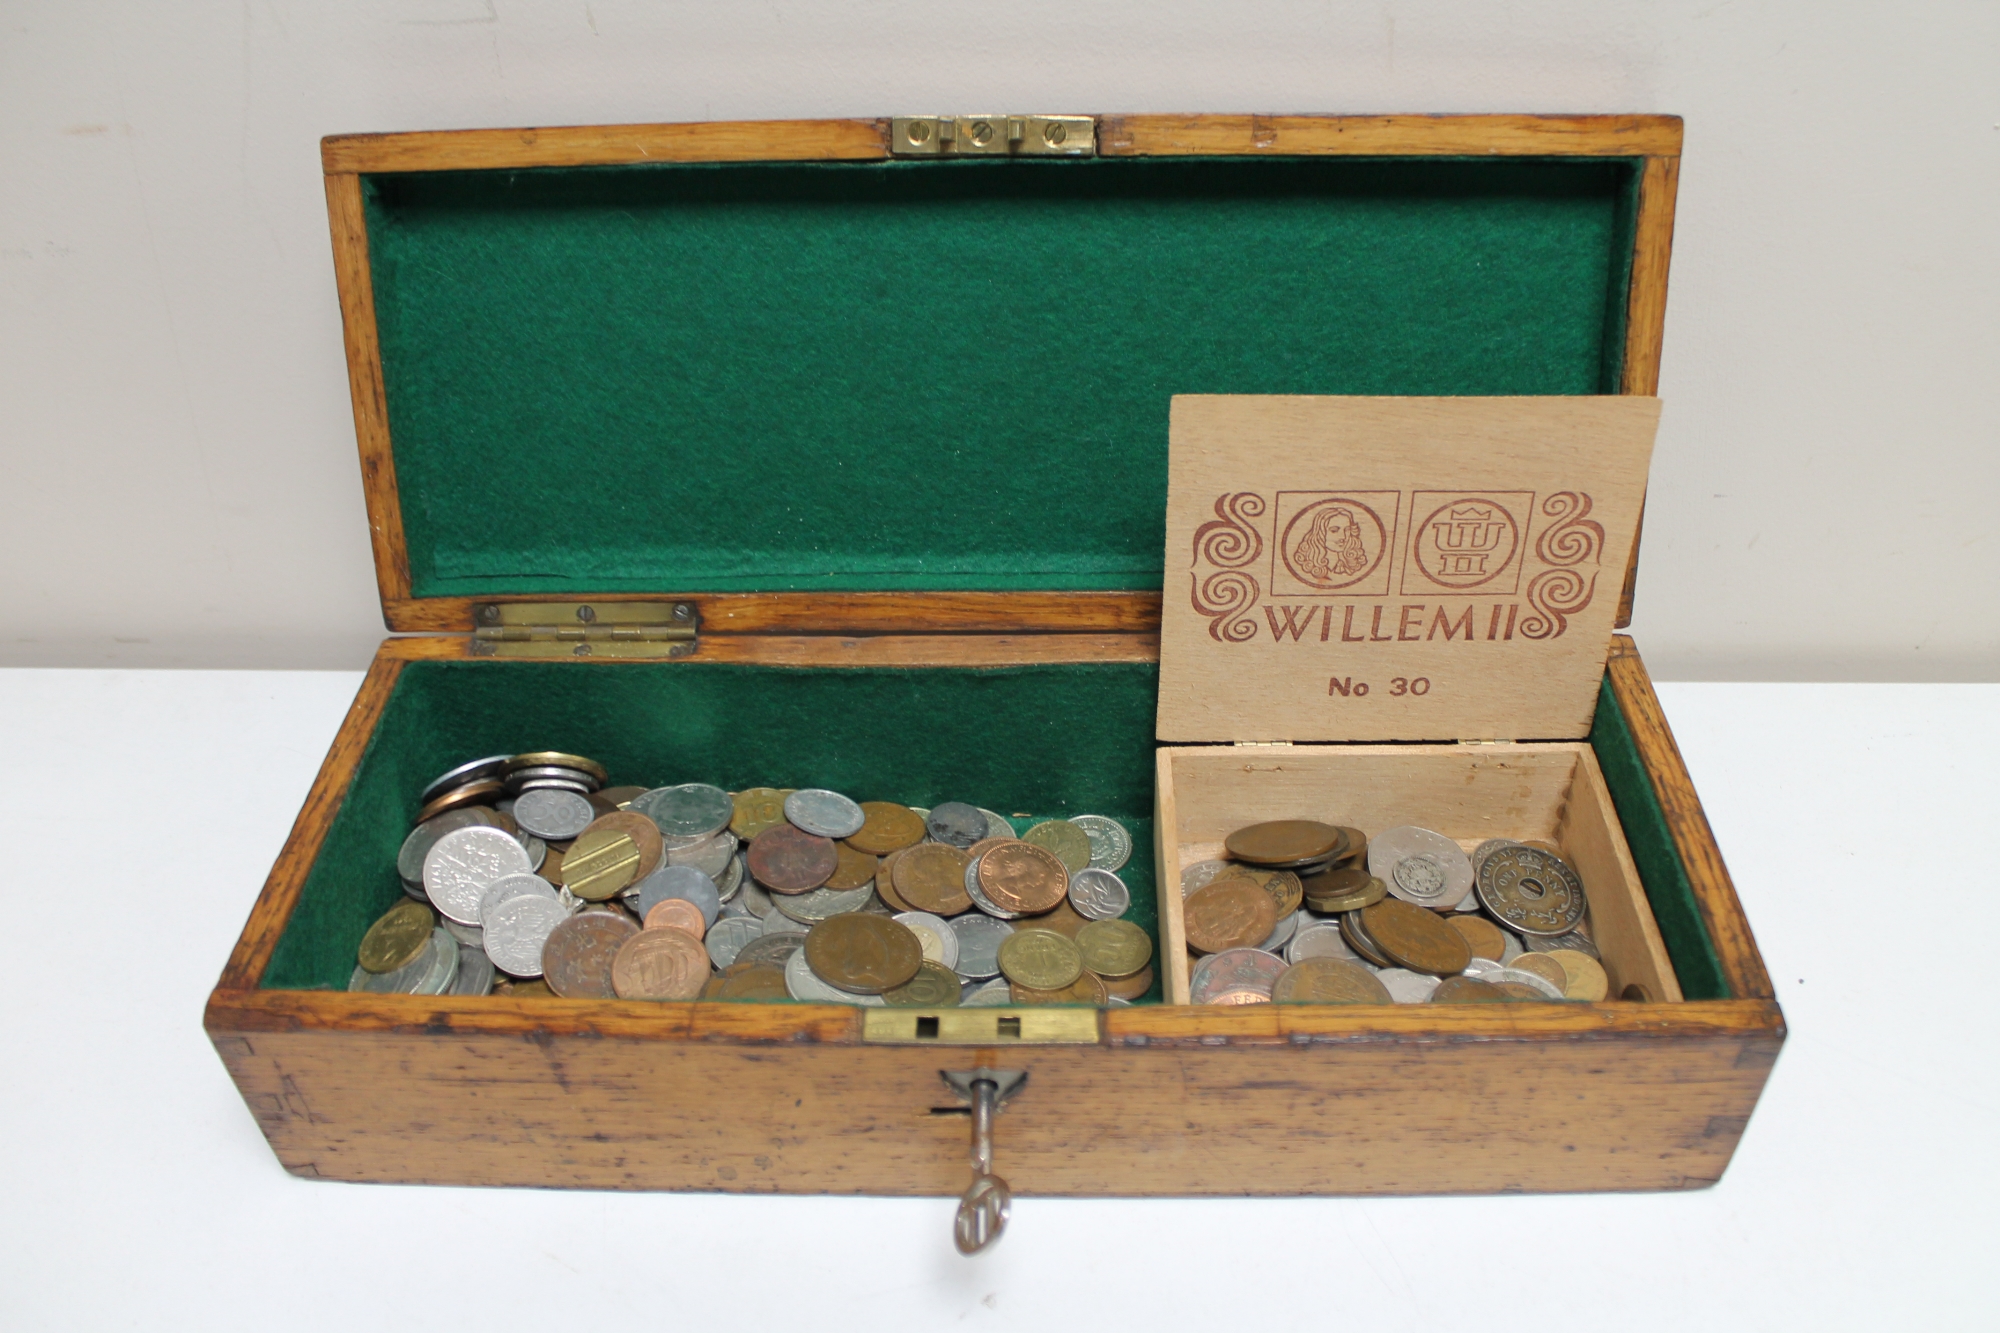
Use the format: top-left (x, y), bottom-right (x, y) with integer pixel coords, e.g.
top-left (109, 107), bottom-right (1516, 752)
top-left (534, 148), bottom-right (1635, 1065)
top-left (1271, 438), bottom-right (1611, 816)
top-left (350, 754), bottom-right (1153, 1007)
top-left (1180, 819), bottom-right (1614, 1006)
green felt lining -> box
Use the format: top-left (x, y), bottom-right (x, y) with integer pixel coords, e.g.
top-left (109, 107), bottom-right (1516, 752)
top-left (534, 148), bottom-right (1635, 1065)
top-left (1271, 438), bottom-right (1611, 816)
top-left (365, 155), bottom-right (1639, 597)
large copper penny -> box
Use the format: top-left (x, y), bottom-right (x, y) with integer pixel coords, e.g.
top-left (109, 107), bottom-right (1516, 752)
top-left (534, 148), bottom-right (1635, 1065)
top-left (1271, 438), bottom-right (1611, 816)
top-left (642, 897), bottom-right (707, 940)
top-left (1010, 971), bottom-right (1108, 1006)
top-left (847, 801), bottom-right (927, 855)
top-left (1182, 878), bottom-right (1279, 954)
top-left (823, 841), bottom-right (879, 891)
top-left (543, 911), bottom-right (640, 997)
top-left (581, 810), bottom-right (664, 880)
top-left (747, 823), bottom-right (838, 894)
top-left (714, 964), bottom-right (791, 1001)
top-left (1447, 915), bottom-right (1508, 961)
top-left (1361, 899), bottom-right (1473, 976)
top-left (804, 914), bottom-right (923, 994)
top-left (610, 927), bottom-right (709, 1000)
top-left (978, 841), bottom-right (1070, 915)
top-left (874, 846), bottom-right (915, 912)
top-left (1431, 975), bottom-right (1508, 1003)
top-left (1223, 820), bottom-right (1346, 867)
top-left (1274, 957), bottom-right (1393, 1004)
top-left (892, 842), bottom-right (973, 916)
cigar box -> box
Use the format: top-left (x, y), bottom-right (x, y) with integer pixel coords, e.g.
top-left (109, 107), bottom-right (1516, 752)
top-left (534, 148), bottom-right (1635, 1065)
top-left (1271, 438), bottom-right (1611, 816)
top-left (206, 114), bottom-right (1783, 1204)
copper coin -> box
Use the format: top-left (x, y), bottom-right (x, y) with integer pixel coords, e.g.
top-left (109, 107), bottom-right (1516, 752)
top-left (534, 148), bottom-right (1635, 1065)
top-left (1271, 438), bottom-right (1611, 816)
top-left (730, 788), bottom-right (791, 841)
top-left (487, 807), bottom-right (520, 837)
top-left (1339, 911), bottom-right (1393, 968)
top-left (715, 965), bottom-right (791, 1001)
top-left (560, 829), bottom-right (642, 901)
top-left (978, 841), bottom-right (1070, 915)
top-left (416, 779), bottom-right (505, 825)
top-left (583, 810), bottom-right (664, 880)
top-left (1228, 867), bottom-right (1303, 917)
top-left (1431, 975), bottom-right (1508, 1003)
top-left (1301, 863), bottom-right (1372, 897)
top-left (847, 802), bottom-right (927, 855)
top-left (496, 978), bottom-right (553, 998)
top-left (539, 844), bottom-right (564, 884)
top-left (1025, 897), bottom-right (1090, 939)
top-left (804, 914), bottom-right (923, 994)
top-left (505, 751), bottom-right (609, 784)
top-left (643, 897), bottom-right (707, 940)
top-left (1274, 957), bottom-right (1393, 1004)
top-left (747, 823), bottom-right (838, 894)
top-left (874, 846), bottom-right (915, 913)
top-left (1447, 915), bottom-right (1508, 962)
top-left (1333, 827), bottom-right (1369, 866)
top-left (1223, 820), bottom-right (1346, 866)
top-left (1360, 899), bottom-right (1473, 976)
top-left (610, 927), bottom-right (709, 1000)
top-left (542, 911), bottom-right (640, 998)
top-left (1010, 971), bottom-right (1108, 1006)
top-left (892, 842), bottom-right (974, 916)
top-left (597, 785), bottom-right (647, 809)
top-left (824, 841), bottom-right (880, 891)
top-left (1182, 878), bottom-right (1279, 954)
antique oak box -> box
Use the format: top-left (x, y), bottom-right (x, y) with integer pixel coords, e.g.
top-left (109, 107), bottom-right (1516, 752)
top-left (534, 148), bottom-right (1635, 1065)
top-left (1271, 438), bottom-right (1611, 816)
top-left (206, 113), bottom-right (1782, 1201)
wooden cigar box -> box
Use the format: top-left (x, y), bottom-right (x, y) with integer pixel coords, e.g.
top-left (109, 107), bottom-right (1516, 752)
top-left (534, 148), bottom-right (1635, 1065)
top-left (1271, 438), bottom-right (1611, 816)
top-left (206, 113), bottom-right (1783, 1203)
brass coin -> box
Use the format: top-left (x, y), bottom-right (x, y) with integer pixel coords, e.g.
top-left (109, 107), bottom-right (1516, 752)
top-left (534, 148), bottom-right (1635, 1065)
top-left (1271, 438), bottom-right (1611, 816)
top-left (1430, 975), bottom-right (1508, 1003)
top-left (882, 960), bottom-right (962, 1007)
top-left (997, 928), bottom-right (1084, 990)
top-left (1545, 948), bottom-right (1610, 1001)
top-left (358, 899), bottom-right (435, 973)
top-left (1025, 897), bottom-right (1090, 940)
top-left (1182, 878), bottom-right (1279, 954)
top-left (581, 810), bottom-right (664, 880)
top-left (1360, 899), bottom-right (1473, 976)
top-left (1223, 819), bottom-right (1346, 867)
top-left (542, 911), bottom-right (640, 998)
top-left (504, 751), bottom-right (609, 784)
top-left (824, 841), bottom-right (880, 891)
top-left (803, 914), bottom-right (923, 994)
top-left (1021, 819), bottom-right (1091, 873)
top-left (892, 842), bottom-right (974, 916)
top-left (1339, 910), bottom-right (1393, 968)
top-left (715, 964), bottom-right (791, 1001)
top-left (497, 978), bottom-right (553, 999)
top-left (729, 787), bottom-right (791, 840)
top-left (560, 828), bottom-right (642, 901)
top-left (1305, 875), bottom-right (1388, 914)
top-left (416, 779), bottom-right (505, 825)
top-left (610, 927), bottom-right (710, 1000)
top-left (1075, 918), bottom-right (1153, 979)
top-left (1301, 863), bottom-right (1372, 897)
top-left (1447, 915), bottom-right (1508, 962)
top-left (746, 823), bottom-right (839, 894)
top-left (848, 802), bottom-right (927, 855)
top-left (1510, 952), bottom-right (1569, 991)
top-left (642, 897), bottom-right (707, 940)
top-left (978, 841), bottom-right (1071, 915)
top-left (874, 846), bottom-right (915, 913)
top-left (1011, 970), bottom-right (1108, 1006)
top-left (698, 975), bottom-right (727, 1000)
top-left (1274, 957), bottom-right (1393, 1004)
top-left (1101, 964), bottom-right (1155, 1000)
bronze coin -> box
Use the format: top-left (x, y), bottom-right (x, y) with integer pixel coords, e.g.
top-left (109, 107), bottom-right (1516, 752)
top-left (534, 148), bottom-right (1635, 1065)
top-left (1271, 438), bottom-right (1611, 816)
top-left (487, 807), bottom-right (520, 837)
top-left (1447, 915), bottom-right (1508, 962)
top-left (1301, 863), bottom-right (1372, 897)
top-left (1431, 975), bottom-right (1508, 1003)
top-left (1510, 952), bottom-right (1570, 991)
top-left (978, 841), bottom-right (1070, 915)
top-left (1010, 971), bottom-right (1109, 1006)
top-left (1226, 867), bottom-right (1302, 917)
top-left (610, 927), bottom-right (709, 1000)
top-left (1024, 897), bottom-right (1090, 940)
top-left (542, 911), bottom-right (640, 998)
top-left (1360, 899), bottom-right (1473, 976)
top-left (357, 899), bottom-right (435, 974)
top-left (1183, 878), bottom-right (1279, 954)
top-left (1101, 964), bottom-right (1155, 1000)
top-left (416, 779), bottom-right (505, 825)
top-left (1622, 983), bottom-right (1656, 1003)
top-left (1223, 820), bottom-right (1346, 867)
top-left (1339, 910), bottom-right (1393, 968)
top-left (1545, 948), bottom-right (1610, 1002)
top-left (642, 897), bottom-right (707, 940)
top-left (539, 844), bottom-right (564, 883)
top-left (560, 829), bottom-right (642, 901)
top-left (1306, 874), bottom-right (1388, 915)
top-left (747, 823), bottom-right (839, 894)
top-left (1490, 981), bottom-right (1546, 1001)
top-left (892, 842), bottom-right (974, 916)
top-left (597, 785), bottom-right (647, 809)
top-left (716, 964), bottom-right (791, 1001)
top-left (847, 802), bottom-right (927, 855)
top-left (1274, 957), bottom-right (1393, 1004)
top-left (1333, 827), bottom-right (1369, 866)
top-left (699, 975), bottom-right (728, 1000)
top-left (824, 841), bottom-right (880, 891)
top-left (874, 846), bottom-right (915, 913)
top-left (505, 751), bottom-right (609, 784)
top-left (804, 914), bottom-right (923, 994)
top-left (496, 978), bottom-right (553, 998)
top-left (730, 787), bottom-right (792, 840)
top-left (882, 960), bottom-right (962, 1007)
top-left (1075, 918), bottom-right (1153, 979)
top-left (582, 810), bottom-right (664, 880)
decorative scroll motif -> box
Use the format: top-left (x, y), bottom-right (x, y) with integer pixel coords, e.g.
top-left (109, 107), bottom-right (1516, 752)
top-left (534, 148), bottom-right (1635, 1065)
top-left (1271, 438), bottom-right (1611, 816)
top-left (1189, 492), bottom-right (1266, 642)
top-left (1518, 568), bottom-right (1597, 641)
top-left (1534, 491), bottom-right (1605, 567)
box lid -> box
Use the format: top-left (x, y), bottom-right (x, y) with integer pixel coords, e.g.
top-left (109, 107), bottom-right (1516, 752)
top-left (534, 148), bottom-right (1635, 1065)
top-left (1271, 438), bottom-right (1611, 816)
top-left (322, 115), bottom-right (1681, 631)
top-left (1157, 395), bottom-right (1659, 743)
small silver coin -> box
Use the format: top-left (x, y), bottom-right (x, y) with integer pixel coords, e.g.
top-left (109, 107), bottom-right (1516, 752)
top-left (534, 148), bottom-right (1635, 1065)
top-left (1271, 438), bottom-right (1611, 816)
top-left (1392, 854), bottom-right (1450, 903)
top-left (1286, 920), bottom-right (1358, 965)
top-left (1067, 868), bottom-right (1131, 921)
top-left (785, 788), bottom-right (866, 839)
top-left (518, 834), bottom-right (548, 872)
top-left (1180, 859), bottom-right (1230, 896)
top-left (733, 932), bottom-right (805, 968)
top-left (483, 893), bottom-right (570, 977)
top-left (977, 808), bottom-right (1016, 841)
top-left (631, 783), bottom-right (735, 841)
top-left (421, 755), bottom-right (513, 804)
top-left (893, 910), bottom-right (961, 970)
top-left (1069, 815), bottom-right (1132, 873)
top-left (960, 978), bottom-right (1015, 1007)
top-left (442, 917), bottom-right (484, 948)
top-left (667, 830), bottom-right (738, 880)
top-left (908, 807), bottom-right (931, 821)
top-left (704, 916), bottom-right (764, 969)
top-left (478, 872), bottom-right (557, 926)
top-left (963, 854), bottom-right (1020, 920)
top-left (511, 788), bottom-right (596, 840)
top-left (1189, 949), bottom-right (1286, 1005)
top-left (772, 883), bottom-right (873, 924)
top-left (1462, 956), bottom-right (1506, 976)
top-left (926, 802), bottom-right (987, 849)
top-left (504, 763), bottom-right (601, 789)
top-left (1257, 908), bottom-right (1299, 954)
top-left (785, 948), bottom-right (885, 1006)
top-left (760, 909), bottom-right (808, 938)
top-left (398, 807), bottom-right (492, 884)
top-left (1488, 966), bottom-right (1567, 999)
top-left (949, 914), bottom-right (1015, 980)
top-left (450, 942), bottom-right (496, 996)
top-left (1498, 929), bottom-right (1524, 964)
top-left (736, 862), bottom-right (775, 919)
top-left (713, 851), bottom-right (745, 902)
top-left (1375, 968), bottom-right (1442, 1004)
top-left (1369, 825), bottom-right (1474, 910)
top-left (411, 928), bottom-right (462, 995)
top-left (635, 864), bottom-right (721, 927)
top-left (424, 826), bottom-right (534, 926)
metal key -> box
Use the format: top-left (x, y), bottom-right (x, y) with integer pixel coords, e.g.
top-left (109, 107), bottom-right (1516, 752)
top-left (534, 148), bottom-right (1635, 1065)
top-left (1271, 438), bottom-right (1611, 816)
top-left (941, 1069), bottom-right (1026, 1256)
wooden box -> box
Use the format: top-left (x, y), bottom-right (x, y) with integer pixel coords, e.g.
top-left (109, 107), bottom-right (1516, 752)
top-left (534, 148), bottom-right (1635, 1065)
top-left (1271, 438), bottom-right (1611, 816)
top-left (206, 113), bottom-right (1783, 1201)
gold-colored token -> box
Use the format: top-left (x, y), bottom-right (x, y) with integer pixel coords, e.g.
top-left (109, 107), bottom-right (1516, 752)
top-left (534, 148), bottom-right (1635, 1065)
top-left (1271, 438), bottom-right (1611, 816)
top-left (498, 978), bottom-right (553, 998)
top-left (1011, 971), bottom-right (1109, 1006)
top-left (997, 928), bottom-right (1084, 991)
top-left (1021, 819), bottom-right (1092, 873)
top-left (561, 828), bottom-right (642, 901)
top-left (581, 810), bottom-right (664, 881)
top-left (357, 899), bottom-right (435, 973)
top-left (1447, 915), bottom-right (1507, 962)
top-left (847, 802), bottom-right (927, 855)
top-left (1183, 878), bottom-right (1279, 954)
top-left (729, 788), bottom-right (791, 840)
top-left (1509, 952), bottom-right (1569, 992)
top-left (1361, 899), bottom-right (1473, 976)
top-left (882, 960), bottom-right (963, 1007)
top-left (824, 841), bottom-right (879, 891)
top-left (1075, 918), bottom-right (1153, 979)
top-left (1102, 964), bottom-right (1155, 1000)
top-left (1545, 948), bottom-right (1610, 1001)
top-left (1431, 975), bottom-right (1508, 1003)
top-left (415, 779), bottom-right (505, 825)
top-left (1273, 957), bottom-right (1392, 1004)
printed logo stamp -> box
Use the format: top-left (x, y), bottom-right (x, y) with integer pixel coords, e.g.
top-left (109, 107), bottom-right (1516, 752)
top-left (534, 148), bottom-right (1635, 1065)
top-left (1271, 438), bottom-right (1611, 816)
top-left (1270, 491), bottom-right (1399, 597)
top-left (1400, 491), bottom-right (1534, 594)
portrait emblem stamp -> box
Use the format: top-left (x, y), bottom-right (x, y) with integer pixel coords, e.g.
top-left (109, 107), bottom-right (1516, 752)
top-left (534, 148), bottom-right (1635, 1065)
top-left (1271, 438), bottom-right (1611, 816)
top-left (1270, 491), bottom-right (1398, 596)
top-left (1400, 491), bottom-right (1534, 594)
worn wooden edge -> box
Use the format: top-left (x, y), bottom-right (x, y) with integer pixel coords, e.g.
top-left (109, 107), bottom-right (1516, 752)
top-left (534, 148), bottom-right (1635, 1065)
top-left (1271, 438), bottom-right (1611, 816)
top-left (1566, 741), bottom-right (1684, 1001)
top-left (215, 651), bottom-right (405, 989)
top-left (384, 591), bottom-right (1165, 636)
top-left (326, 173), bottom-right (411, 608)
top-left (1105, 996), bottom-right (1782, 1046)
top-left (1099, 113), bottom-right (1682, 158)
top-left (378, 632), bottom-right (1160, 667)
top-left (1153, 750), bottom-right (1191, 1003)
top-left (322, 118), bottom-right (892, 174)
top-left (1606, 636), bottom-right (1775, 1000)
top-left (1616, 153), bottom-right (1680, 628)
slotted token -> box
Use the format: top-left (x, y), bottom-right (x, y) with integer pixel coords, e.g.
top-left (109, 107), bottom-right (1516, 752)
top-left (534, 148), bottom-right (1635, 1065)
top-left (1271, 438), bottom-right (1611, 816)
top-left (804, 914), bottom-right (923, 995)
top-left (1183, 878), bottom-right (1279, 954)
top-left (580, 810), bottom-right (664, 880)
top-left (1223, 819), bottom-right (1346, 867)
top-left (560, 828), bottom-right (642, 901)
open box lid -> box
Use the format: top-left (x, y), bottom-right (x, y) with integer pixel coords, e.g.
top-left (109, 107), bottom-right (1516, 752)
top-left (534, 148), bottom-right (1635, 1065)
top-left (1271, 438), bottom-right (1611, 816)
top-left (321, 115), bottom-right (1681, 633)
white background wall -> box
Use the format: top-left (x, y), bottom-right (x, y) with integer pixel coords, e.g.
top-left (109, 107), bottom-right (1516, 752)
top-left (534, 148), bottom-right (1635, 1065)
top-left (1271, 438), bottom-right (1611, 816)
top-left (3, 1), bottom-right (1994, 678)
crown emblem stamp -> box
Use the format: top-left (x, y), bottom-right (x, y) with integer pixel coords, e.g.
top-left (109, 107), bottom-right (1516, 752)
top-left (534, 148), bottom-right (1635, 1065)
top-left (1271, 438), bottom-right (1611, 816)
top-left (1400, 491), bottom-right (1533, 594)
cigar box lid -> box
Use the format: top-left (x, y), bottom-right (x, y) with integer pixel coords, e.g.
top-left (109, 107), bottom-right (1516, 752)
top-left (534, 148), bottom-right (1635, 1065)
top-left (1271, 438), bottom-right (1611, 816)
top-left (1157, 394), bottom-right (1660, 743)
top-left (323, 116), bottom-right (1679, 631)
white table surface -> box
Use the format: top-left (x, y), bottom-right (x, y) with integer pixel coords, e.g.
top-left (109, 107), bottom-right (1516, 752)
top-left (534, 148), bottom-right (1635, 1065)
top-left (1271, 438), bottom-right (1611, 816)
top-left (2, 670), bottom-right (1993, 1330)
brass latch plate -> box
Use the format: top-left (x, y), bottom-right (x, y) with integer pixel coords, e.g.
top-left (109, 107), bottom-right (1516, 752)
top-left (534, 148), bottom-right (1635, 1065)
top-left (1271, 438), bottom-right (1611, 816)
top-left (890, 115), bottom-right (1094, 158)
top-left (862, 1007), bottom-right (1101, 1044)
top-left (470, 601), bottom-right (697, 659)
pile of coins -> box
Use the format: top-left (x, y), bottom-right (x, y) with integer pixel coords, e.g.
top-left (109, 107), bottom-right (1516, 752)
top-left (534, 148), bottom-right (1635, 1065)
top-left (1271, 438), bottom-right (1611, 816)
top-left (349, 752), bottom-right (1154, 1007)
top-left (1180, 819), bottom-right (1619, 1005)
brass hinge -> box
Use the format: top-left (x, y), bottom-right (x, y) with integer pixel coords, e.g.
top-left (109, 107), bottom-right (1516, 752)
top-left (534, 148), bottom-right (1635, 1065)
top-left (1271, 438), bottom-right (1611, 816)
top-left (469, 601), bottom-right (697, 659)
top-left (862, 1008), bottom-right (1100, 1045)
top-left (890, 115), bottom-right (1094, 158)
top-left (1232, 741), bottom-right (1295, 748)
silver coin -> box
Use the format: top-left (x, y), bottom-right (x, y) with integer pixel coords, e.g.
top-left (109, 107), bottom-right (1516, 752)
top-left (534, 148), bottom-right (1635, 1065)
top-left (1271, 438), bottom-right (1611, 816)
top-left (926, 802), bottom-right (987, 849)
top-left (893, 911), bottom-right (961, 970)
top-left (908, 806), bottom-right (931, 821)
top-left (1189, 949), bottom-right (1286, 1005)
top-left (1285, 920), bottom-right (1358, 965)
top-left (1375, 968), bottom-right (1441, 1004)
top-left (963, 854), bottom-right (1020, 920)
top-left (442, 917), bottom-right (484, 948)
top-left (631, 783), bottom-right (734, 841)
top-left (713, 851), bottom-right (745, 902)
top-left (397, 807), bottom-right (492, 884)
top-left (1369, 826), bottom-right (1473, 909)
top-left (423, 826), bottom-right (534, 925)
top-left (635, 864), bottom-right (720, 926)
top-left (504, 764), bottom-right (601, 792)
top-left (511, 788), bottom-right (596, 840)
top-left (784, 948), bottom-right (884, 1006)
top-left (785, 789), bottom-right (865, 839)
top-left (949, 914), bottom-right (1015, 979)
top-left (773, 883), bottom-right (873, 924)
top-left (760, 908), bottom-right (808, 937)
top-left (1069, 815), bottom-right (1132, 873)
top-left (961, 978), bottom-right (1015, 1007)
top-left (411, 928), bottom-right (462, 995)
top-left (450, 942), bottom-right (496, 995)
top-left (1257, 908), bottom-right (1299, 953)
top-left (401, 879), bottom-right (429, 902)
top-left (1488, 966), bottom-right (1567, 999)
top-left (1391, 853), bottom-right (1453, 906)
top-left (420, 755), bottom-right (513, 804)
top-left (518, 834), bottom-right (548, 871)
top-left (1462, 956), bottom-right (1505, 976)
top-left (734, 932), bottom-right (805, 968)
top-left (668, 830), bottom-right (738, 880)
top-left (483, 893), bottom-right (569, 977)
top-left (1106, 996), bottom-right (1132, 1007)
top-left (1180, 859), bottom-right (1230, 896)
top-left (1498, 929), bottom-right (1524, 964)
top-left (1068, 868), bottom-right (1131, 921)
top-left (1453, 893), bottom-right (1482, 913)
top-left (704, 916), bottom-right (764, 969)
top-left (977, 808), bottom-right (1017, 841)
top-left (736, 862), bottom-right (775, 919)
top-left (478, 872), bottom-right (557, 925)
top-left (1522, 928), bottom-right (1600, 959)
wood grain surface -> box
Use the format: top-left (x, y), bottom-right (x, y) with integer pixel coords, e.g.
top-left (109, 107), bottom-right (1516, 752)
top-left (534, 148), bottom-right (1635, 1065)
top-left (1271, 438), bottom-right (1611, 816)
top-left (1098, 114), bottom-right (1683, 157)
top-left (385, 591), bottom-right (1164, 636)
top-left (322, 118), bottom-right (891, 173)
top-left (1616, 153), bottom-right (1682, 629)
